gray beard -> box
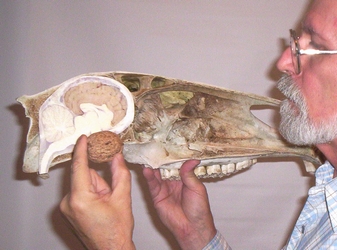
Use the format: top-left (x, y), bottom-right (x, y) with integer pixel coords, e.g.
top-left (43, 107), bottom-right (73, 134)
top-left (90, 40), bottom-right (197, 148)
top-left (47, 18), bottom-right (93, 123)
top-left (277, 74), bottom-right (337, 145)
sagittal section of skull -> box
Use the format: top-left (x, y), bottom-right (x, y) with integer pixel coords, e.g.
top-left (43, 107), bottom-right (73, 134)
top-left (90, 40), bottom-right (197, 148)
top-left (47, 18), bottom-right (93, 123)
top-left (17, 71), bottom-right (322, 180)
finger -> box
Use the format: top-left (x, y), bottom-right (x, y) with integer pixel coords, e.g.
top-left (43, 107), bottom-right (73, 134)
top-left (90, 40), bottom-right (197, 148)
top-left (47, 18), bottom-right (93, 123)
top-left (143, 166), bottom-right (162, 182)
top-left (70, 135), bottom-right (92, 192)
top-left (143, 167), bottom-right (158, 189)
top-left (179, 160), bottom-right (201, 187)
top-left (143, 167), bottom-right (163, 196)
top-left (110, 153), bottom-right (132, 196)
top-left (142, 167), bottom-right (155, 183)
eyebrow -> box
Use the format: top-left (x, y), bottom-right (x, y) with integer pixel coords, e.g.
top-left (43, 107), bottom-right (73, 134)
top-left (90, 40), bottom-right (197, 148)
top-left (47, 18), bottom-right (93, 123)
top-left (302, 21), bottom-right (328, 42)
top-left (302, 25), bottom-right (317, 37)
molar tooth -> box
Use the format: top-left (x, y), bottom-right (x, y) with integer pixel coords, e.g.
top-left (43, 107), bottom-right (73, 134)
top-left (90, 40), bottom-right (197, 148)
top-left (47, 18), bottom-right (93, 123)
top-left (206, 165), bottom-right (221, 176)
top-left (236, 159), bottom-right (257, 171)
top-left (160, 168), bottom-right (181, 180)
top-left (194, 166), bottom-right (206, 177)
top-left (222, 163), bottom-right (235, 175)
top-left (221, 165), bottom-right (228, 175)
top-left (160, 169), bottom-right (170, 179)
top-left (235, 160), bottom-right (247, 171)
top-left (170, 168), bottom-right (180, 179)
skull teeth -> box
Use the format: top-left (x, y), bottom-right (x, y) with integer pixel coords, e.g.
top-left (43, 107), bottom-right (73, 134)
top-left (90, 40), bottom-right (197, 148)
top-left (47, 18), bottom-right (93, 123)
top-left (160, 159), bottom-right (257, 180)
top-left (160, 168), bottom-right (180, 180)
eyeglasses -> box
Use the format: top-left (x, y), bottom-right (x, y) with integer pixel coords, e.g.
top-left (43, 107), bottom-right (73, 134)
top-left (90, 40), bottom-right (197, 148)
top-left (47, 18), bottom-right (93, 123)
top-left (290, 29), bottom-right (337, 74)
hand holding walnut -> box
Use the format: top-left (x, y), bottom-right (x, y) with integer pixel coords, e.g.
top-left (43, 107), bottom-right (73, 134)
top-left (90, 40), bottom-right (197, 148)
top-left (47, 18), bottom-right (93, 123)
top-left (87, 131), bottom-right (123, 163)
top-left (60, 135), bottom-right (135, 250)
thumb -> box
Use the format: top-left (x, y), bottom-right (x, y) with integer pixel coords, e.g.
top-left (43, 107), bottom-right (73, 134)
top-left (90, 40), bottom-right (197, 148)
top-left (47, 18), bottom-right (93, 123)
top-left (179, 160), bottom-right (201, 187)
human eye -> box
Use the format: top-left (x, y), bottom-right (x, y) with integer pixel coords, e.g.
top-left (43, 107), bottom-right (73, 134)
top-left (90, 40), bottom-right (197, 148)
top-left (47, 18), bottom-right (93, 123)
top-left (308, 40), bottom-right (325, 50)
top-left (309, 40), bottom-right (321, 49)
top-left (301, 26), bottom-right (327, 50)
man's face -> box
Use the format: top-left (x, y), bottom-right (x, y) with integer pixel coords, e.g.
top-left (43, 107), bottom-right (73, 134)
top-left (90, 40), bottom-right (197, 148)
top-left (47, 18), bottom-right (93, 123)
top-left (276, 0), bottom-right (337, 145)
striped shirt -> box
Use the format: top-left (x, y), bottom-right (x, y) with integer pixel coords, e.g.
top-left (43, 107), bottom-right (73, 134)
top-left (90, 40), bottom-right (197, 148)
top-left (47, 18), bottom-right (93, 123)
top-left (202, 230), bottom-right (231, 250)
top-left (283, 161), bottom-right (337, 249)
top-left (204, 162), bottom-right (337, 249)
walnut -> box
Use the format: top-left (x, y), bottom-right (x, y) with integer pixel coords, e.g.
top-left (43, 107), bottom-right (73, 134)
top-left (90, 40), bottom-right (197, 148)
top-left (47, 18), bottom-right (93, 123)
top-left (87, 131), bottom-right (123, 163)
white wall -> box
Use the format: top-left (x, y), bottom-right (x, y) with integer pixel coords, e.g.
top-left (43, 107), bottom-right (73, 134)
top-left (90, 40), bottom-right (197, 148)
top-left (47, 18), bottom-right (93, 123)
top-left (1, 1), bottom-right (313, 249)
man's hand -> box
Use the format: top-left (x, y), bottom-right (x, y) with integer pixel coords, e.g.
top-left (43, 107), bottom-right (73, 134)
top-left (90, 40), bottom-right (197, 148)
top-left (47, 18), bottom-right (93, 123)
top-left (143, 160), bottom-right (217, 250)
top-left (60, 135), bottom-right (135, 250)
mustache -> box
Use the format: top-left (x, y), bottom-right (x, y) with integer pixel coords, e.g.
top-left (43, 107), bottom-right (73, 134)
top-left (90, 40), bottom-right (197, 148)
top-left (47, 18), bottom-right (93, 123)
top-left (277, 74), bottom-right (301, 102)
top-left (277, 74), bottom-right (308, 114)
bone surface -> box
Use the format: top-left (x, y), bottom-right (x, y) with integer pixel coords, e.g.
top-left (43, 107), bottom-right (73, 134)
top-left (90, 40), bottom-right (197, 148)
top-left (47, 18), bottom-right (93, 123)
top-left (17, 71), bottom-right (322, 179)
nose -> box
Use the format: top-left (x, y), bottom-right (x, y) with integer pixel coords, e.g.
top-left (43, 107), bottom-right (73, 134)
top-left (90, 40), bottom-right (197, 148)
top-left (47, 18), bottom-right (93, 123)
top-left (276, 47), bottom-right (295, 74)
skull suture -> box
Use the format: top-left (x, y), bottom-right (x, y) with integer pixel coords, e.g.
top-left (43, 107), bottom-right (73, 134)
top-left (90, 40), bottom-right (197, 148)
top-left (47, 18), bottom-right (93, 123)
top-left (17, 72), bottom-right (321, 180)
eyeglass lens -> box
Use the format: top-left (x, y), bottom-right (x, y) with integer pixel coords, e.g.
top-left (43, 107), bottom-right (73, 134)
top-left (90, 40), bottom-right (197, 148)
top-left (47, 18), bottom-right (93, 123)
top-left (290, 30), bottom-right (301, 74)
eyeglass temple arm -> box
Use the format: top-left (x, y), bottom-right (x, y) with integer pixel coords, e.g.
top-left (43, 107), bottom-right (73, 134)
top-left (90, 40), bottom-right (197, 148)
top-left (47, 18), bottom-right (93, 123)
top-left (299, 49), bottom-right (337, 55)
